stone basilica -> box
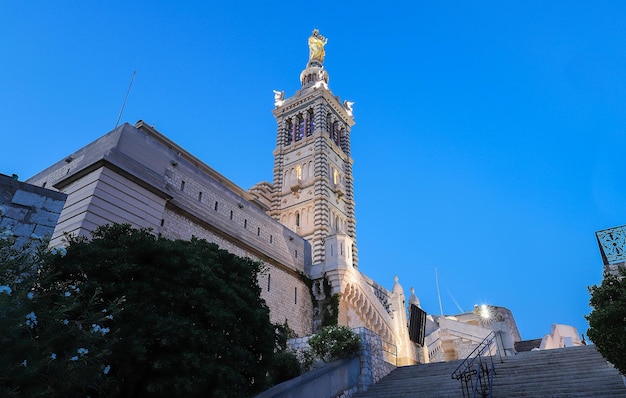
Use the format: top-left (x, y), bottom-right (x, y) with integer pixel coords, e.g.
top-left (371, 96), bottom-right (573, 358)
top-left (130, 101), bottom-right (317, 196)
top-left (26, 30), bottom-right (522, 366)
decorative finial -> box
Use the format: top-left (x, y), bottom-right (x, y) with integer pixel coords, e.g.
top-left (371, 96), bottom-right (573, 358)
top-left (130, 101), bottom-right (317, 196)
top-left (308, 29), bottom-right (328, 64)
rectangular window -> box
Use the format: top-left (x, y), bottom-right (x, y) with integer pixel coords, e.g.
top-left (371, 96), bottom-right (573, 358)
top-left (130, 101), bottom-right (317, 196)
top-left (295, 250), bottom-right (298, 258)
top-left (180, 180), bottom-right (185, 191)
top-left (267, 274), bottom-right (271, 292)
top-left (160, 219), bottom-right (165, 227)
top-left (198, 191), bottom-right (203, 201)
top-left (257, 227), bottom-right (261, 236)
top-left (270, 234), bottom-right (273, 243)
top-left (244, 219), bottom-right (247, 229)
top-left (294, 287), bottom-right (297, 304)
top-left (214, 201), bottom-right (218, 211)
top-left (230, 210), bottom-right (233, 220)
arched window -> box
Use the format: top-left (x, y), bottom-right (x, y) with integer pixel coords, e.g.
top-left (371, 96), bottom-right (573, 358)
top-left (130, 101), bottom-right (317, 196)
top-left (296, 114), bottom-right (305, 141)
top-left (333, 169), bottom-right (340, 186)
top-left (332, 122), bottom-right (340, 145)
top-left (285, 119), bottom-right (293, 145)
top-left (306, 109), bottom-right (315, 136)
top-left (296, 211), bottom-right (300, 227)
top-left (326, 113), bottom-right (333, 137)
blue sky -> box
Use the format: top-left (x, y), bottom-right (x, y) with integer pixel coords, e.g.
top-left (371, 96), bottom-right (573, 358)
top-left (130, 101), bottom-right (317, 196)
top-left (2, 1), bottom-right (625, 340)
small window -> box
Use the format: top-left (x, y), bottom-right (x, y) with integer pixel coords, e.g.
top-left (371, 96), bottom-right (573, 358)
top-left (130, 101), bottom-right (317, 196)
top-left (214, 201), bottom-right (219, 211)
top-left (296, 212), bottom-right (300, 227)
top-left (295, 250), bottom-right (298, 258)
top-left (160, 219), bottom-right (165, 227)
top-left (42, 182), bottom-right (47, 188)
top-left (230, 210), bottom-right (233, 220)
top-left (257, 227), bottom-right (261, 236)
top-left (180, 180), bottom-right (185, 191)
top-left (296, 164), bottom-right (302, 180)
top-left (294, 287), bottom-right (298, 304)
top-left (270, 234), bottom-right (273, 243)
top-left (244, 219), bottom-right (247, 229)
top-left (198, 191), bottom-right (203, 201)
top-left (267, 274), bottom-right (271, 292)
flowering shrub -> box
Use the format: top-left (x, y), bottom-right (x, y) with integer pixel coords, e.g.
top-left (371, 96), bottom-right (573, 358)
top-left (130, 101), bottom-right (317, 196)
top-left (308, 325), bottom-right (361, 363)
top-left (0, 229), bottom-right (120, 397)
top-left (1, 224), bottom-right (277, 397)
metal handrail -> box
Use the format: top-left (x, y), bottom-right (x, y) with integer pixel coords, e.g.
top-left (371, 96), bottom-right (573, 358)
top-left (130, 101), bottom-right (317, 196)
top-left (451, 330), bottom-right (503, 398)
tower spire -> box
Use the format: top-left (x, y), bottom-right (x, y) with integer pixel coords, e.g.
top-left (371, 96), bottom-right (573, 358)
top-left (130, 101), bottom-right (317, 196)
top-left (271, 29), bottom-right (358, 267)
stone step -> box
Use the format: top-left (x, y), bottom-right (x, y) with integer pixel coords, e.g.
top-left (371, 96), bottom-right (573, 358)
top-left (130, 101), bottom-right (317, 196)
top-left (353, 345), bottom-right (626, 398)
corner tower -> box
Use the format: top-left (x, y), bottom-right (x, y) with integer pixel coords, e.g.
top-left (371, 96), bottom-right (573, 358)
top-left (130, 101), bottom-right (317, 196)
top-left (270, 29), bottom-right (358, 268)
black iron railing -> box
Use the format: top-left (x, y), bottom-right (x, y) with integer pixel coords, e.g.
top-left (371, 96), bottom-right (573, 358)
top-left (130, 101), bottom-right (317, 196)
top-left (451, 330), bottom-right (503, 398)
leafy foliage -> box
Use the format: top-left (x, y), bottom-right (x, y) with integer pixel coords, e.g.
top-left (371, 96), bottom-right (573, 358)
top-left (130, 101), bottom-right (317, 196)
top-left (268, 350), bottom-right (301, 385)
top-left (0, 232), bottom-right (120, 397)
top-left (586, 267), bottom-right (626, 375)
top-left (268, 321), bottom-right (301, 385)
top-left (308, 325), bottom-right (361, 363)
top-left (1, 224), bottom-right (277, 397)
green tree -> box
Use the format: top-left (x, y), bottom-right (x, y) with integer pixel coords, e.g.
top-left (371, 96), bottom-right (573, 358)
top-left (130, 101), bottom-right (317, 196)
top-left (586, 267), bottom-right (626, 375)
top-left (0, 231), bottom-right (120, 397)
top-left (1, 224), bottom-right (276, 397)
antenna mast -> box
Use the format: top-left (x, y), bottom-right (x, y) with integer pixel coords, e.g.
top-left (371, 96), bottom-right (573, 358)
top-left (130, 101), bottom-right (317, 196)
top-left (115, 70), bottom-right (136, 130)
top-left (435, 267), bottom-right (444, 316)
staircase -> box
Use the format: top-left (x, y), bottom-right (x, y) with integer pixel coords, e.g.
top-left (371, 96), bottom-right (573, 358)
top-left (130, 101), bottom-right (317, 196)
top-left (354, 345), bottom-right (626, 398)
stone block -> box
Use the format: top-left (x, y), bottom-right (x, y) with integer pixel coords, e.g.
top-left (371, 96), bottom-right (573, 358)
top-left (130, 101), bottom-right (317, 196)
top-left (29, 209), bottom-right (62, 227)
top-left (12, 190), bottom-right (46, 208)
top-left (33, 224), bottom-right (55, 239)
top-left (12, 222), bottom-right (34, 237)
top-left (0, 218), bottom-right (16, 231)
top-left (3, 206), bottom-right (28, 221)
top-left (43, 197), bottom-right (66, 213)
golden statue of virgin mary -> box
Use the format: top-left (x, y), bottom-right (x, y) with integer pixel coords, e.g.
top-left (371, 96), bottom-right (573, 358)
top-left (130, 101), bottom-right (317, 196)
top-left (308, 29), bottom-right (328, 63)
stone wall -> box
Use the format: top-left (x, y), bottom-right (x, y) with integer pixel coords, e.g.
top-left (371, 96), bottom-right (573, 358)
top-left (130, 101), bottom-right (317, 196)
top-left (287, 327), bottom-right (396, 395)
top-left (26, 122), bottom-right (315, 337)
top-left (162, 208), bottom-right (314, 336)
top-left (0, 173), bottom-right (67, 247)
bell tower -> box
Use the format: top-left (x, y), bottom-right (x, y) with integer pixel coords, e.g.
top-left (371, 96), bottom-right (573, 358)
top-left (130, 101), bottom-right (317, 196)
top-left (270, 29), bottom-right (358, 268)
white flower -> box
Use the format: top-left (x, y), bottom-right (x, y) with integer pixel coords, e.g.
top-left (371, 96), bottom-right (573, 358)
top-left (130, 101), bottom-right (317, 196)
top-left (64, 291), bottom-right (71, 297)
top-left (27, 292), bottom-right (34, 299)
top-left (25, 311), bottom-right (38, 328)
top-left (21, 360), bottom-right (27, 367)
top-left (0, 285), bottom-right (11, 295)
top-left (77, 348), bottom-right (89, 355)
top-left (63, 319), bottom-right (69, 325)
top-left (51, 353), bottom-right (57, 360)
top-left (106, 314), bottom-right (113, 320)
top-left (70, 356), bottom-right (78, 361)
top-left (103, 365), bottom-right (111, 375)
top-left (92, 323), bottom-right (110, 336)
